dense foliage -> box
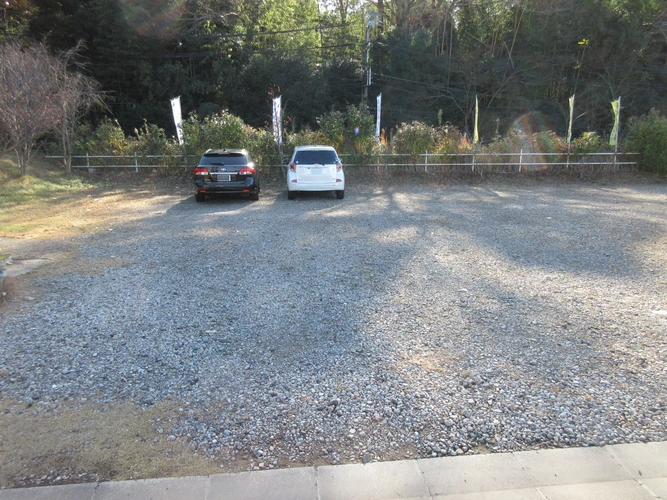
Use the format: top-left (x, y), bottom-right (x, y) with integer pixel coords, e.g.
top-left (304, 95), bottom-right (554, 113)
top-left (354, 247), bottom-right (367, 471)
top-left (67, 108), bottom-right (607, 160)
top-left (1, 0), bottom-right (663, 141)
top-left (623, 109), bottom-right (667, 173)
top-left (45, 104), bottom-right (662, 176)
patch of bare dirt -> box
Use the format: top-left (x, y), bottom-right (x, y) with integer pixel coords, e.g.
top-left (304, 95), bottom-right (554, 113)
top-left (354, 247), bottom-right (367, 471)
top-left (0, 398), bottom-right (222, 488)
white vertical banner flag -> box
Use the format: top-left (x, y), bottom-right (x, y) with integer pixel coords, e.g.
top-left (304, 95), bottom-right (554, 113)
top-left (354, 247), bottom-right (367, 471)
top-left (170, 96), bottom-right (184, 145)
top-left (610, 96), bottom-right (621, 146)
top-left (473, 95), bottom-right (479, 144)
top-left (272, 96), bottom-right (282, 144)
top-left (376, 93), bottom-right (382, 139)
top-left (567, 94), bottom-right (575, 146)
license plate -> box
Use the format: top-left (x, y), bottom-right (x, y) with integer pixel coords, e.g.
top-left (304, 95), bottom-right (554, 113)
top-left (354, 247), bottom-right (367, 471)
top-left (216, 174), bottom-right (231, 181)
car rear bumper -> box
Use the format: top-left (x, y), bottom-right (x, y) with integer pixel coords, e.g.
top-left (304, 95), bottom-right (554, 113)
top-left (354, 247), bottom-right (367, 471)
top-left (287, 180), bottom-right (344, 192)
top-left (195, 178), bottom-right (259, 194)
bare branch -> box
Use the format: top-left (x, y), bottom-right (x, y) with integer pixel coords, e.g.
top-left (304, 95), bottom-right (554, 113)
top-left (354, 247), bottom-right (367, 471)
top-left (0, 42), bottom-right (105, 175)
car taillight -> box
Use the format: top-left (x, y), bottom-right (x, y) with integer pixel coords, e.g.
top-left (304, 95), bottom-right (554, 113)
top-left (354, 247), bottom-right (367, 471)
top-left (239, 166), bottom-right (256, 176)
top-left (289, 162), bottom-right (296, 171)
top-left (194, 167), bottom-right (208, 175)
top-left (336, 161), bottom-right (342, 171)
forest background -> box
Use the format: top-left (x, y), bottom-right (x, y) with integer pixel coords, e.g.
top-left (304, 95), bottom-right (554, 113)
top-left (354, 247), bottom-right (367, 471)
top-left (1, 0), bottom-right (666, 167)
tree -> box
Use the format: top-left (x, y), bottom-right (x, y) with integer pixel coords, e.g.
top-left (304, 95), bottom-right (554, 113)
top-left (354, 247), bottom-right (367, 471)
top-left (56, 43), bottom-right (106, 174)
top-left (234, 0), bottom-right (320, 53)
top-left (226, 54), bottom-right (326, 129)
top-left (0, 43), bottom-right (62, 175)
top-left (0, 42), bottom-right (103, 175)
top-left (13, 0), bottom-right (666, 138)
top-left (369, 0), bottom-right (666, 137)
top-left (27, 0), bottom-right (193, 132)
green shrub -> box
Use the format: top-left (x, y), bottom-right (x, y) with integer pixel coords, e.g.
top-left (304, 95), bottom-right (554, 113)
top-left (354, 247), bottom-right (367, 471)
top-left (82, 118), bottom-right (130, 155)
top-left (317, 104), bottom-right (375, 155)
top-left (486, 128), bottom-right (531, 155)
top-left (182, 110), bottom-right (254, 156)
top-left (391, 121), bottom-right (436, 155)
top-left (317, 110), bottom-right (345, 151)
top-left (571, 131), bottom-right (602, 155)
top-left (283, 128), bottom-right (328, 158)
top-left (531, 130), bottom-right (566, 153)
top-left (131, 121), bottom-right (170, 156)
top-left (623, 109), bottom-right (667, 173)
top-left (433, 124), bottom-right (468, 155)
top-left (344, 105), bottom-right (376, 155)
top-left (248, 128), bottom-right (283, 166)
top-left (485, 128), bottom-right (568, 155)
top-left (74, 119), bottom-right (186, 168)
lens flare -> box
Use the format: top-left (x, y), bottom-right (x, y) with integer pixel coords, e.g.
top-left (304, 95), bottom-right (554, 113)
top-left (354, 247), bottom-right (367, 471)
top-left (512, 112), bottom-right (553, 140)
top-left (121, 0), bottom-right (187, 38)
top-left (508, 112), bottom-right (557, 171)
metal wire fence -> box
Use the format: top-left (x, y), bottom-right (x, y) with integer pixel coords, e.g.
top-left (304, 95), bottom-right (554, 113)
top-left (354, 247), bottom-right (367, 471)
top-left (46, 151), bottom-right (639, 176)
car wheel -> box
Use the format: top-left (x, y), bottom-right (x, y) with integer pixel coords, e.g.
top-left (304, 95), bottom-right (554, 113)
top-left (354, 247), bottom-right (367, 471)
top-left (195, 192), bottom-right (206, 202)
top-left (250, 191), bottom-right (259, 201)
top-left (287, 190), bottom-right (297, 200)
top-left (336, 190), bottom-right (344, 199)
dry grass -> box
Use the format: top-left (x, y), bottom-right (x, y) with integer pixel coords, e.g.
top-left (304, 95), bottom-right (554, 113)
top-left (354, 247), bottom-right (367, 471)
top-left (0, 156), bottom-right (190, 239)
top-left (0, 399), bottom-right (221, 488)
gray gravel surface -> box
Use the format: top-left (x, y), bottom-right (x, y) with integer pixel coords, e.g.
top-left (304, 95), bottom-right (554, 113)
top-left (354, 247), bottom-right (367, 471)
top-left (1, 181), bottom-right (667, 471)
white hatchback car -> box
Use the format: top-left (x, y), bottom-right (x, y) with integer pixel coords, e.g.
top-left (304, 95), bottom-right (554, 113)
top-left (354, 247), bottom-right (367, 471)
top-left (286, 145), bottom-right (344, 199)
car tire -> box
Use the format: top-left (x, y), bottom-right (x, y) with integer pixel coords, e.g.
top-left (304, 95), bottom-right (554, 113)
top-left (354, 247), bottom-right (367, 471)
top-left (250, 191), bottom-right (259, 201)
top-left (287, 190), bottom-right (297, 200)
top-left (195, 192), bottom-right (206, 202)
top-left (336, 190), bottom-right (344, 199)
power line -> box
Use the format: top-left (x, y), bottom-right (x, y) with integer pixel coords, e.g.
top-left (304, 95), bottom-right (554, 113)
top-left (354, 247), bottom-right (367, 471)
top-left (175, 22), bottom-right (354, 41)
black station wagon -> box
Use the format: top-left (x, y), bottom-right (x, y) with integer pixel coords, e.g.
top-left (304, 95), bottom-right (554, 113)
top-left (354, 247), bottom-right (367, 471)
top-left (193, 149), bottom-right (260, 202)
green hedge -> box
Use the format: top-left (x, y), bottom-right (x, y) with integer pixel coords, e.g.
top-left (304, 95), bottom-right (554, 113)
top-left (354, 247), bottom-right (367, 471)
top-left (623, 109), bottom-right (667, 174)
top-left (69, 107), bottom-right (658, 170)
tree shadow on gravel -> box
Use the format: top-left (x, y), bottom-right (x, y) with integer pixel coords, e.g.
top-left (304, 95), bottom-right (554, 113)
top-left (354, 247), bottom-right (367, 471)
top-left (2, 180), bottom-right (666, 485)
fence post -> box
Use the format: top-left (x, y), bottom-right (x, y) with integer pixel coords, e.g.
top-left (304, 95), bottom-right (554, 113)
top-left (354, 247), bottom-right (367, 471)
top-left (134, 152), bottom-right (138, 173)
top-left (425, 150), bottom-right (428, 173)
top-left (519, 149), bottom-right (523, 173)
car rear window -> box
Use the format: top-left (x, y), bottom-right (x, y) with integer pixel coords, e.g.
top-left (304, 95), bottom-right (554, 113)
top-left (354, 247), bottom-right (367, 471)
top-left (200, 153), bottom-right (250, 166)
top-left (293, 150), bottom-right (338, 165)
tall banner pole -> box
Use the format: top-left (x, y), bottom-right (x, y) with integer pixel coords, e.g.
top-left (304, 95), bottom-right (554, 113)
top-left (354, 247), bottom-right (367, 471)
top-left (610, 96), bottom-right (621, 171)
top-left (472, 95), bottom-right (479, 174)
top-left (273, 96), bottom-right (283, 168)
top-left (272, 96), bottom-right (282, 145)
top-left (170, 96), bottom-right (187, 170)
top-left (567, 94), bottom-right (575, 169)
top-left (376, 93), bottom-right (382, 139)
top-left (473, 95), bottom-right (479, 145)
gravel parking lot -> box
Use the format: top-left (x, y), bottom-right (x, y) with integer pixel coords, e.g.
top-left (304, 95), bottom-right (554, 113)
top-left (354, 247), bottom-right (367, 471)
top-left (1, 180), bottom-right (666, 480)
